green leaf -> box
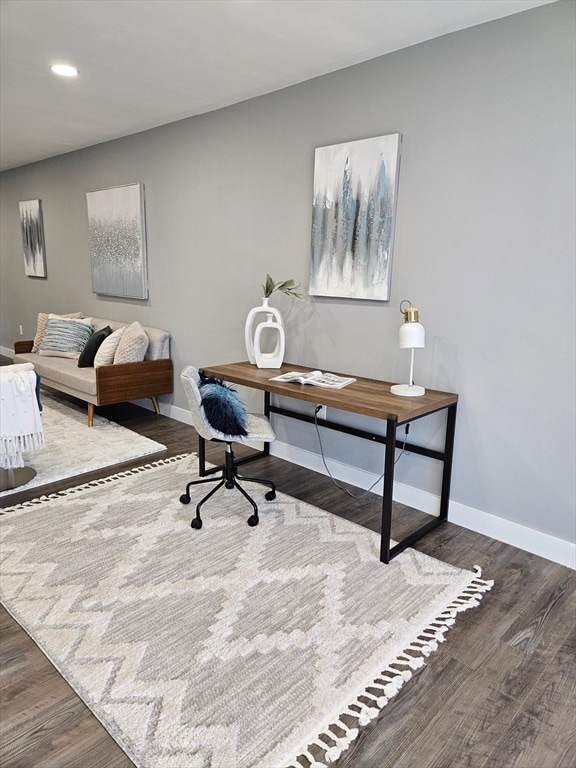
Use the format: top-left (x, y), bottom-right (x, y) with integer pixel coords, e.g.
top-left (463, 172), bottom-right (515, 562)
top-left (262, 274), bottom-right (304, 301)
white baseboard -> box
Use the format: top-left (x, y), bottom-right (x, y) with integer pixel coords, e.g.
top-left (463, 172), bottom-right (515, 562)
top-left (270, 440), bottom-right (576, 570)
top-left (447, 499), bottom-right (576, 570)
top-left (1, 345), bottom-right (13, 358)
top-left (6, 367), bottom-right (571, 571)
top-left (135, 398), bottom-right (192, 425)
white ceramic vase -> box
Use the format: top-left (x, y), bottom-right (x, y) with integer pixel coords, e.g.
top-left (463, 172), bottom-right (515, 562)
top-left (253, 313), bottom-right (285, 368)
top-left (245, 298), bottom-right (284, 366)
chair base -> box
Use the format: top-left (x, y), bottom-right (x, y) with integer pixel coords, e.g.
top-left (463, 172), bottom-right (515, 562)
top-left (0, 466), bottom-right (37, 492)
top-left (180, 443), bottom-right (275, 528)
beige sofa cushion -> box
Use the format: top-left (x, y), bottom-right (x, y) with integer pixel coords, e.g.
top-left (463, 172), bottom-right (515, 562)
top-left (13, 353), bottom-right (98, 397)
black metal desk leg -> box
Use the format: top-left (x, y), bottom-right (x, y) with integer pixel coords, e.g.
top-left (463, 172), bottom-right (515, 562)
top-left (263, 391), bottom-right (271, 457)
top-left (380, 416), bottom-right (397, 564)
top-left (439, 403), bottom-right (457, 521)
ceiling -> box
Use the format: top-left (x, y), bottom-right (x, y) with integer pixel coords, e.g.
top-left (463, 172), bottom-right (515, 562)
top-left (0, 0), bottom-right (556, 172)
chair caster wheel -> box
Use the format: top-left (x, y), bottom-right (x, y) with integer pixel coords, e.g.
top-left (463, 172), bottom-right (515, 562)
top-left (247, 514), bottom-right (259, 527)
top-left (265, 490), bottom-right (276, 501)
top-left (180, 494), bottom-right (191, 505)
top-left (191, 518), bottom-right (203, 530)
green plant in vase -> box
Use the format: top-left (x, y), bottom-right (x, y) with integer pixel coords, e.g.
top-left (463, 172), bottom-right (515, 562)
top-left (262, 274), bottom-right (304, 301)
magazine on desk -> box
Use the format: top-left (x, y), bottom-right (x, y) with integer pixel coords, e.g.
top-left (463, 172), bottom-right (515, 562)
top-left (269, 370), bottom-right (356, 389)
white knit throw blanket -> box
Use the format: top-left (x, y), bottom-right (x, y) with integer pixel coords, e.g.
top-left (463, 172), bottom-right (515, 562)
top-left (0, 365), bottom-right (45, 469)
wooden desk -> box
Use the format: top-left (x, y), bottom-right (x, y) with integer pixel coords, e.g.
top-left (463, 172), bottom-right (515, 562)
top-left (200, 361), bottom-right (458, 563)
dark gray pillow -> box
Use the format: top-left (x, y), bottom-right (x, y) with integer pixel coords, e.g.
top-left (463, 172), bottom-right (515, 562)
top-left (78, 326), bottom-right (112, 368)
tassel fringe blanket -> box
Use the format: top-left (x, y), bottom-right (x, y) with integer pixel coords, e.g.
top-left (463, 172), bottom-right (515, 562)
top-left (0, 364), bottom-right (45, 469)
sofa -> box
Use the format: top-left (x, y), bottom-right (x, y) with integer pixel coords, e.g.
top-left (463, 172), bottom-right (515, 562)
top-left (13, 315), bottom-right (173, 426)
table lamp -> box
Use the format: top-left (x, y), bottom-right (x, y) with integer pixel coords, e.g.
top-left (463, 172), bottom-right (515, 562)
top-left (390, 301), bottom-right (426, 397)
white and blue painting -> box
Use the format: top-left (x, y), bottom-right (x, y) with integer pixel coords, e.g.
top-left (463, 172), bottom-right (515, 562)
top-left (87, 183), bottom-right (148, 299)
top-left (310, 133), bottom-right (401, 301)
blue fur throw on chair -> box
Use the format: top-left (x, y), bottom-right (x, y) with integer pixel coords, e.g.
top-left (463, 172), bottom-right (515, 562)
top-left (199, 378), bottom-right (248, 436)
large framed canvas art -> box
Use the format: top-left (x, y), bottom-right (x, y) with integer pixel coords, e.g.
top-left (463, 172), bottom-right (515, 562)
top-left (309, 133), bottom-right (402, 301)
top-left (19, 199), bottom-right (47, 278)
top-left (86, 183), bottom-right (148, 299)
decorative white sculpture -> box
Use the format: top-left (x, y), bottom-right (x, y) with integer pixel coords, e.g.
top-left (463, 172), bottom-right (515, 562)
top-left (244, 298), bottom-right (284, 365)
top-left (253, 312), bottom-right (285, 369)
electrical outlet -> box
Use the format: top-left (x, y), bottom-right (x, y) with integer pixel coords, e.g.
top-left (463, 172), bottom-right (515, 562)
top-left (316, 405), bottom-right (327, 420)
top-left (19, 324), bottom-right (23, 336)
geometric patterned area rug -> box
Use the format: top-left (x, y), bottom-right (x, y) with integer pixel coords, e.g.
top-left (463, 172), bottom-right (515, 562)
top-left (0, 391), bottom-right (166, 500)
top-left (0, 455), bottom-right (492, 768)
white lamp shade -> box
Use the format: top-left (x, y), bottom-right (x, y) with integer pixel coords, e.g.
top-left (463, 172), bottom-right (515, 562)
top-left (399, 321), bottom-right (425, 349)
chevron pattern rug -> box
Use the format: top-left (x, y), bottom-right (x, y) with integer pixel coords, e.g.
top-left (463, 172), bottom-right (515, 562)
top-left (0, 455), bottom-right (492, 768)
top-left (0, 391), bottom-right (166, 499)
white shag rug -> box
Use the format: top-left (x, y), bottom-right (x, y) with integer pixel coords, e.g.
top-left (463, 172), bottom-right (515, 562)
top-left (0, 454), bottom-right (492, 768)
top-left (0, 391), bottom-right (166, 499)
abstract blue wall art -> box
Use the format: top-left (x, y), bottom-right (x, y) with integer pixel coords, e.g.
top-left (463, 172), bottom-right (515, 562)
top-left (87, 183), bottom-right (148, 299)
top-left (309, 133), bottom-right (402, 301)
top-left (19, 199), bottom-right (47, 278)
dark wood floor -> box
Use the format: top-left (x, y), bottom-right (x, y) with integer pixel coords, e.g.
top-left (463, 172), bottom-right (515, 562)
top-left (1, 368), bottom-right (574, 767)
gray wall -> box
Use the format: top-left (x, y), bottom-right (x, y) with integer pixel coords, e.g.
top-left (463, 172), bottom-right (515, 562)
top-left (1, 2), bottom-right (574, 550)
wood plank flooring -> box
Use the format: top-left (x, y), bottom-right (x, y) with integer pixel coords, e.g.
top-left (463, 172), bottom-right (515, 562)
top-left (1, 369), bottom-right (574, 767)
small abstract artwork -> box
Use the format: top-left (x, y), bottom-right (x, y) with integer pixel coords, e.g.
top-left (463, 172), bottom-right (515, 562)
top-left (86, 183), bottom-right (148, 299)
top-left (19, 199), bottom-right (47, 278)
top-left (309, 133), bottom-right (402, 301)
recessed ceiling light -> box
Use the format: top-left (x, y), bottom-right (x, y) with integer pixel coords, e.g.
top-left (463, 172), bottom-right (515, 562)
top-left (50, 64), bottom-right (79, 77)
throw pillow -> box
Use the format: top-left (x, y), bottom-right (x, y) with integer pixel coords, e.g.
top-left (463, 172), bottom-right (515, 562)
top-left (113, 321), bottom-right (149, 364)
top-left (38, 317), bottom-right (94, 358)
top-left (93, 327), bottom-right (125, 367)
top-left (78, 326), bottom-right (112, 368)
top-left (199, 379), bottom-right (248, 436)
top-left (32, 312), bottom-right (83, 352)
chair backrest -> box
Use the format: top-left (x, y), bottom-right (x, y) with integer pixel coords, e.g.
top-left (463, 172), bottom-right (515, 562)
top-left (180, 365), bottom-right (221, 442)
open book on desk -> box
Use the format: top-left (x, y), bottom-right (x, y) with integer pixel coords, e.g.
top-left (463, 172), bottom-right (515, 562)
top-left (269, 370), bottom-right (356, 389)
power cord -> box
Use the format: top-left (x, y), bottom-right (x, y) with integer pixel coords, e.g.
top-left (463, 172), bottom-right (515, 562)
top-left (313, 406), bottom-right (411, 501)
top-left (395, 423), bottom-right (412, 465)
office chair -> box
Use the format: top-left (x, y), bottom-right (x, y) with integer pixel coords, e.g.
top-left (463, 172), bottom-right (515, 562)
top-left (179, 366), bottom-right (276, 529)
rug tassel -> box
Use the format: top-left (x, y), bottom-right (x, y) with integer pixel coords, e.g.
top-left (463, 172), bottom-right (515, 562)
top-left (364, 687), bottom-right (389, 707)
top-left (3, 453), bottom-right (191, 509)
top-left (323, 729), bottom-right (359, 761)
top-left (334, 719), bottom-right (359, 741)
top-left (371, 677), bottom-right (398, 694)
top-left (362, 690), bottom-right (388, 708)
top-left (291, 567), bottom-right (493, 767)
top-left (299, 747), bottom-right (329, 768)
top-left (396, 652), bottom-right (425, 670)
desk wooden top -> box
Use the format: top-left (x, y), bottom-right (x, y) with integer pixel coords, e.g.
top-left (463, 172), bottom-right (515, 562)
top-left (200, 361), bottom-right (458, 425)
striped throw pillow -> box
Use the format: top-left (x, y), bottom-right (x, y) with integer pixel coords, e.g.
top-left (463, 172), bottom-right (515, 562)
top-left (32, 312), bottom-right (84, 352)
top-left (38, 317), bottom-right (93, 358)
